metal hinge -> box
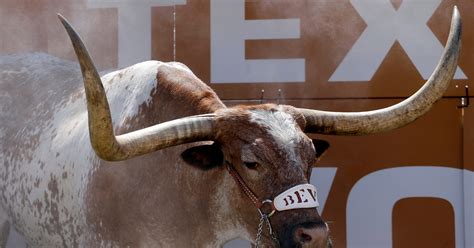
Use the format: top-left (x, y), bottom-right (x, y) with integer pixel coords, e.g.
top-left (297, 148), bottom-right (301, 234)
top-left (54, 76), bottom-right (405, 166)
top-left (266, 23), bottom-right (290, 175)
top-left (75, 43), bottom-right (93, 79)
top-left (457, 85), bottom-right (469, 108)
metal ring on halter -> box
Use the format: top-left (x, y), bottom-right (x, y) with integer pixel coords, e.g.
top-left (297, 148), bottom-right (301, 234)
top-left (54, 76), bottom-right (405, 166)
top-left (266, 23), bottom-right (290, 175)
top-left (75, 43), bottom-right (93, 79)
top-left (258, 199), bottom-right (276, 217)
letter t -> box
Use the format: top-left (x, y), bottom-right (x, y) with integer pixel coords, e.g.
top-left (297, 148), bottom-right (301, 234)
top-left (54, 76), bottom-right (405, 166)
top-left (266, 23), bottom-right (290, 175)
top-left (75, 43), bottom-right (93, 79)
top-left (87, 0), bottom-right (187, 68)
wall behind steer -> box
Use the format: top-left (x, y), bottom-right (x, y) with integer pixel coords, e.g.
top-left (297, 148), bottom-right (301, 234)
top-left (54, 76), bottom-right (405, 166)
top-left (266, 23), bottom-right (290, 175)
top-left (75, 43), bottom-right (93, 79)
top-left (1, 0), bottom-right (473, 247)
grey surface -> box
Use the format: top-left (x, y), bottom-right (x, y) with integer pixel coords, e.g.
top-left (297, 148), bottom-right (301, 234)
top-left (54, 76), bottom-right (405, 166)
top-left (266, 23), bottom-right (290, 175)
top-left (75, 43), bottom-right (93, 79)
top-left (224, 238), bottom-right (252, 248)
top-left (6, 228), bottom-right (27, 248)
top-left (4, 232), bottom-right (251, 248)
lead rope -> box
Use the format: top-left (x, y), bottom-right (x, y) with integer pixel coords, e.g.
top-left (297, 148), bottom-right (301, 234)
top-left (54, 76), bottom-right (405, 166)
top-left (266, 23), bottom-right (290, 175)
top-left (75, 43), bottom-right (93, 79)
top-left (255, 212), bottom-right (279, 248)
top-left (255, 214), bottom-right (265, 248)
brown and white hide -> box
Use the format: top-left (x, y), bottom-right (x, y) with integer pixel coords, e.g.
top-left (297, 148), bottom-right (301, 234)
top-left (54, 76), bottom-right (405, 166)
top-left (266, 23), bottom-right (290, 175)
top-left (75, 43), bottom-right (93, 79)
top-left (0, 53), bottom-right (254, 247)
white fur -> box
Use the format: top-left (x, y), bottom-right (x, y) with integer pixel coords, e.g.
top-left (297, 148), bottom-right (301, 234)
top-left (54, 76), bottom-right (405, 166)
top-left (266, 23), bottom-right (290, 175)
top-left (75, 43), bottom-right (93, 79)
top-left (210, 175), bottom-right (253, 247)
top-left (0, 58), bottom-right (182, 246)
top-left (248, 107), bottom-right (303, 164)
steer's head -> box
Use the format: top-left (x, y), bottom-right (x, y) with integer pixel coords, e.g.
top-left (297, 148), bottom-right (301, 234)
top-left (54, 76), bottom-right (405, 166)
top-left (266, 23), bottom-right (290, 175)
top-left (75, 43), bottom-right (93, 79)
top-left (181, 104), bottom-right (331, 247)
top-left (59, 6), bottom-right (461, 248)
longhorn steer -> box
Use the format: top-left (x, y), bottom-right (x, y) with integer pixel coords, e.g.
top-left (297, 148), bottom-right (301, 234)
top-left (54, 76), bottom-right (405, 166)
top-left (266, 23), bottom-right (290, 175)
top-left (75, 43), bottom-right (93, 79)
top-left (0, 8), bottom-right (461, 248)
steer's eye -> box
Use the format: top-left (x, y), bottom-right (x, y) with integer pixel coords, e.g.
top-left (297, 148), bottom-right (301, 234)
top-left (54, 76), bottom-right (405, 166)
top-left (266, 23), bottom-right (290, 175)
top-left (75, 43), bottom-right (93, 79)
top-left (243, 162), bottom-right (259, 170)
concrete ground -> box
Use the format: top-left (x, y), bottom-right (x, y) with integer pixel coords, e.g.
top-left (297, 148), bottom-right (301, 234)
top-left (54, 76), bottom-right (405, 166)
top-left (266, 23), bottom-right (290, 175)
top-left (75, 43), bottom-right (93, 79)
top-left (5, 228), bottom-right (251, 247)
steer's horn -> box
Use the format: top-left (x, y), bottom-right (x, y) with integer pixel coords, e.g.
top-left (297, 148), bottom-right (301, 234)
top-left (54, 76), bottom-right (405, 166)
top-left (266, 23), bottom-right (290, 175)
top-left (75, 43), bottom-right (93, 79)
top-left (58, 14), bottom-right (215, 161)
top-left (299, 6), bottom-right (462, 135)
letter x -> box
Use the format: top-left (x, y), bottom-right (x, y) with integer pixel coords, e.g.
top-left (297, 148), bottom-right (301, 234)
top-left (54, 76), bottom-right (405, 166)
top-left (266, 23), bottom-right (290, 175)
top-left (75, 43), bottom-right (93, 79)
top-left (330, 0), bottom-right (465, 82)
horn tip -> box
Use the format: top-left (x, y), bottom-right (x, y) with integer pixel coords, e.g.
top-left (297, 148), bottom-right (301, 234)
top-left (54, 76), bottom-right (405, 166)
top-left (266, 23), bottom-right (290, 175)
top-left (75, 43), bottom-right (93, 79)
top-left (57, 13), bottom-right (67, 25)
top-left (452, 5), bottom-right (462, 37)
top-left (453, 6), bottom-right (460, 20)
top-left (57, 13), bottom-right (75, 34)
top-left (57, 13), bottom-right (84, 52)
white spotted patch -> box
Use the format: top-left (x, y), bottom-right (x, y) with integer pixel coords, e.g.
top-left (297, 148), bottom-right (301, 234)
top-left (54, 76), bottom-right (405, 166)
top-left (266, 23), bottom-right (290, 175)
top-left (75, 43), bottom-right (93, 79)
top-left (0, 54), bottom-right (172, 247)
top-left (210, 175), bottom-right (252, 247)
top-left (248, 107), bottom-right (304, 164)
top-left (249, 107), bottom-right (302, 145)
top-left (102, 61), bottom-right (161, 129)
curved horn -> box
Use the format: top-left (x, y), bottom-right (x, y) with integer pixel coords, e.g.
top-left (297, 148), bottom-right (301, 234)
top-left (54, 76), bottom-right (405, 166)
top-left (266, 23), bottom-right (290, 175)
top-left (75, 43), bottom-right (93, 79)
top-left (58, 14), bottom-right (215, 161)
top-left (299, 6), bottom-right (462, 135)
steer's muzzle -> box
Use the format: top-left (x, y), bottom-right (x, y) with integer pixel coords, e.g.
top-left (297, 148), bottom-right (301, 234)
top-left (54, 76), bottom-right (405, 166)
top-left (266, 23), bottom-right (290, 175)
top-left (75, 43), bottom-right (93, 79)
top-left (293, 222), bottom-right (331, 248)
top-left (281, 221), bottom-right (331, 248)
top-left (268, 205), bottom-right (331, 247)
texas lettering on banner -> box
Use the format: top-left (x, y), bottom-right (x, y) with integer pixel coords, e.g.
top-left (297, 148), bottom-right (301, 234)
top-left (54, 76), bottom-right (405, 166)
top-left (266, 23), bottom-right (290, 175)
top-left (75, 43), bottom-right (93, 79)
top-left (330, 0), bottom-right (466, 81)
top-left (0, 1), bottom-right (472, 248)
top-left (88, 0), bottom-right (466, 83)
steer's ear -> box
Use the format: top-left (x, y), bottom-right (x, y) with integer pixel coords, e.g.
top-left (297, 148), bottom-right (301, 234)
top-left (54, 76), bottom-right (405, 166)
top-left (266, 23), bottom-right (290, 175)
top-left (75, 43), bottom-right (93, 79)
top-left (313, 139), bottom-right (330, 160)
top-left (181, 143), bottom-right (224, 170)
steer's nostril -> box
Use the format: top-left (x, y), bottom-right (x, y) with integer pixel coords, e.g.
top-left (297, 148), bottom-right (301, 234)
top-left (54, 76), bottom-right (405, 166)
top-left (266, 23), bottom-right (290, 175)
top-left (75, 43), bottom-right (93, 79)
top-left (295, 228), bottom-right (313, 243)
top-left (293, 225), bottom-right (329, 247)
